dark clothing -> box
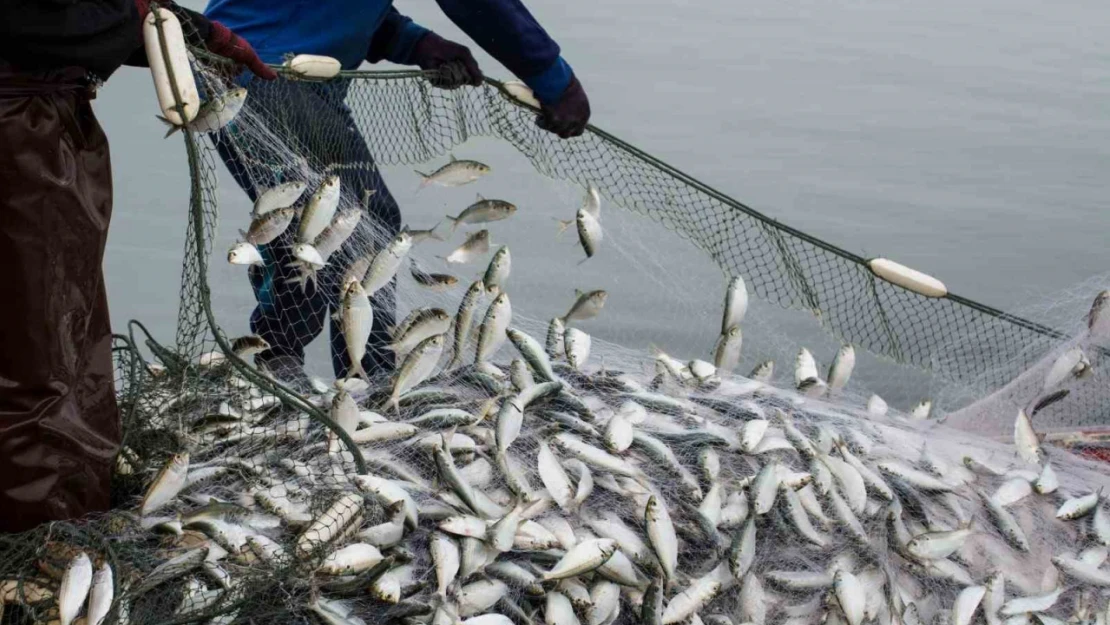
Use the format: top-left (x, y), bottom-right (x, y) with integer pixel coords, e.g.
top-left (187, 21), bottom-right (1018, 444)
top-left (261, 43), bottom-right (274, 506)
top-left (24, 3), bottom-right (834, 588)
top-left (0, 0), bottom-right (140, 80)
top-left (212, 77), bottom-right (400, 379)
top-left (205, 0), bottom-right (574, 104)
top-left (0, 64), bottom-right (120, 532)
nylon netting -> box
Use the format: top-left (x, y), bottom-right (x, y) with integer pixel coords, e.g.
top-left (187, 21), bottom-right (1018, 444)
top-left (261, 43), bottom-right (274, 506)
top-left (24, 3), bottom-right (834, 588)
top-left (3, 16), bottom-right (1110, 625)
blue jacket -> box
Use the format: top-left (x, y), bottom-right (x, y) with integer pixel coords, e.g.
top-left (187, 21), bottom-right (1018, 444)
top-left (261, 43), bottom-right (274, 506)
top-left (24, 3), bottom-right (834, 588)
top-left (204, 0), bottom-right (573, 104)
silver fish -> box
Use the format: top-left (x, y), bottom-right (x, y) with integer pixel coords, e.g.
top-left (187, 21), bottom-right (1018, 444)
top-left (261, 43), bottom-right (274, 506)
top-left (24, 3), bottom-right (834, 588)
top-left (562, 289), bottom-right (608, 324)
top-left (87, 562), bottom-right (113, 625)
top-left (721, 276), bottom-right (749, 333)
top-left (576, 207), bottom-right (603, 262)
top-left (240, 207), bottom-right (295, 246)
top-left (546, 318), bottom-right (566, 359)
top-left (749, 360), bottom-right (774, 382)
top-left (827, 345), bottom-right (855, 395)
top-left (391, 308), bottom-right (451, 355)
top-left (542, 538), bottom-right (617, 581)
top-left (227, 241), bottom-right (263, 265)
top-left (645, 496), bottom-right (678, 583)
top-left (58, 552), bottom-right (93, 625)
top-left (363, 232), bottom-right (414, 294)
top-left (298, 175), bottom-right (341, 244)
top-left (713, 325), bottom-right (743, 373)
top-left (340, 280), bottom-right (374, 381)
top-left (416, 155), bottom-right (490, 189)
top-left (411, 260), bottom-right (459, 291)
top-left (565, 327), bottom-right (592, 370)
top-left (141, 452), bottom-right (190, 515)
top-left (448, 280), bottom-right (485, 369)
top-left (314, 208), bottom-right (362, 260)
top-left (252, 180), bottom-right (307, 217)
top-left (1013, 410), bottom-right (1042, 465)
top-left (483, 246), bottom-right (511, 295)
top-left (443, 229), bottom-right (491, 265)
top-left (448, 195), bottom-right (517, 232)
top-left (402, 221), bottom-right (447, 243)
top-left (475, 293), bottom-right (512, 363)
top-left (162, 87), bottom-right (248, 136)
top-left (389, 334), bottom-right (446, 412)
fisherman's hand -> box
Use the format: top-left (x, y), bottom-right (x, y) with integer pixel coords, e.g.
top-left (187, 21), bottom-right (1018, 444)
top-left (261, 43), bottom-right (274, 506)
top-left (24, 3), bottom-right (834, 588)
top-left (202, 20), bottom-right (278, 80)
top-left (411, 33), bottom-right (483, 89)
top-left (537, 75), bottom-right (590, 139)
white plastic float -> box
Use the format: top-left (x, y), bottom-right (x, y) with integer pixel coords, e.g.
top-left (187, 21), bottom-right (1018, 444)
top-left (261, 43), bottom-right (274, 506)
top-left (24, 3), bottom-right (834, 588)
top-left (283, 54), bottom-right (342, 79)
top-left (502, 80), bottom-right (542, 109)
top-left (144, 8), bottom-right (200, 125)
top-left (868, 258), bottom-right (948, 298)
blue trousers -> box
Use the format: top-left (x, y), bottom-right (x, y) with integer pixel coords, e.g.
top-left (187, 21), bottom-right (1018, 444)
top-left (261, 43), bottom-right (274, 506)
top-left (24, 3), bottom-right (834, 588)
top-left (212, 77), bottom-right (400, 379)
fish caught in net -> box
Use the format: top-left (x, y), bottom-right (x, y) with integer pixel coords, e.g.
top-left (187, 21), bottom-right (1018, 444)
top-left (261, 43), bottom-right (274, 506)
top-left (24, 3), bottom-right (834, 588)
top-left (3, 21), bottom-right (1110, 625)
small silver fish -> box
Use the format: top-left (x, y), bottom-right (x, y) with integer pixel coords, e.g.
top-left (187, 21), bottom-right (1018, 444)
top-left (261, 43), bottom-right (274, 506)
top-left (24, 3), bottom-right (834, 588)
top-left (141, 453), bottom-right (190, 515)
top-left (447, 195), bottom-right (517, 232)
top-left (252, 180), bottom-right (307, 218)
top-left (363, 232), bottom-right (414, 294)
top-left (416, 155), bottom-right (490, 189)
top-left (389, 334), bottom-right (446, 412)
top-left (721, 276), bottom-right (749, 333)
top-left (402, 221), bottom-right (447, 243)
top-left (58, 553), bottom-right (93, 625)
top-left (240, 207), bottom-right (295, 246)
top-left (483, 246), bottom-right (511, 295)
top-left (160, 87), bottom-right (248, 137)
top-left (448, 280), bottom-right (486, 369)
top-left (411, 261), bottom-right (459, 291)
top-left (562, 289), bottom-right (608, 325)
top-left (565, 328), bottom-right (591, 370)
top-left (227, 241), bottom-right (263, 266)
top-left (827, 345), bottom-right (855, 395)
top-left (298, 175), bottom-right (341, 244)
top-left (475, 293), bottom-right (512, 363)
top-left (576, 207), bottom-right (603, 262)
top-left (340, 280), bottom-right (374, 381)
top-left (713, 325), bottom-right (742, 372)
top-left (443, 230), bottom-right (492, 265)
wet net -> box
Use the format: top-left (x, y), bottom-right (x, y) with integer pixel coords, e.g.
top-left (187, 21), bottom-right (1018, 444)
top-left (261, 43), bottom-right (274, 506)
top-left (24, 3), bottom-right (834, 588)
top-left (4, 10), bottom-right (1110, 625)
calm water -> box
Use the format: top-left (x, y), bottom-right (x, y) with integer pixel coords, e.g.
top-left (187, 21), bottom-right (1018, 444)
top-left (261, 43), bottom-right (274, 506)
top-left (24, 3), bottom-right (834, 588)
top-left (95, 0), bottom-right (1110, 401)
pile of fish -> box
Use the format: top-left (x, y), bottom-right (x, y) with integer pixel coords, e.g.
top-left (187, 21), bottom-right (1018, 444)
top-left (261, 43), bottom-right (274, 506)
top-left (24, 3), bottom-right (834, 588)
top-left (25, 271), bottom-right (1110, 625)
top-left (19, 87), bottom-right (1110, 625)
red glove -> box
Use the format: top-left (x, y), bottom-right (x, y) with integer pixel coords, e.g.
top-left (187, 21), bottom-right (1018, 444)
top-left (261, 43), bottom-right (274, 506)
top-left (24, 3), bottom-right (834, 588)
top-left (133, 0), bottom-right (276, 80)
top-left (204, 21), bottom-right (277, 80)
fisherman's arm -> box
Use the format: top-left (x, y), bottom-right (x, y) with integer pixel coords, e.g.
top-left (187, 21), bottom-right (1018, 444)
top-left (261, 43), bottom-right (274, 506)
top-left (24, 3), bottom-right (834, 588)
top-left (433, 0), bottom-right (590, 137)
top-left (367, 2), bottom-right (590, 138)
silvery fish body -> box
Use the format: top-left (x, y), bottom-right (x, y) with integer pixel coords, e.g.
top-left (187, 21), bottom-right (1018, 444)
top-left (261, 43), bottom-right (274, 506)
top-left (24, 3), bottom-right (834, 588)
top-left (827, 345), bottom-right (855, 394)
top-left (58, 553), bottom-right (93, 625)
top-left (449, 280), bottom-right (485, 368)
top-left (444, 230), bottom-right (491, 264)
top-left (713, 325), bottom-right (742, 372)
top-left (576, 208), bottom-right (603, 261)
top-left (416, 155), bottom-right (490, 189)
top-left (565, 328), bottom-right (591, 370)
top-left (253, 180), bottom-right (307, 217)
top-left (483, 246), bottom-right (512, 294)
top-left (340, 281), bottom-right (374, 381)
top-left (562, 290), bottom-right (608, 324)
top-left (241, 207), bottom-right (295, 246)
top-left (227, 241), bottom-right (264, 265)
top-left (314, 208), bottom-right (362, 260)
top-left (390, 334), bottom-right (446, 412)
top-left (722, 276), bottom-right (749, 333)
top-left (298, 175), bottom-right (341, 244)
top-left (448, 196), bottom-right (517, 232)
top-left (363, 232), bottom-right (413, 294)
top-left (188, 88), bottom-right (248, 134)
top-left (476, 293), bottom-right (512, 363)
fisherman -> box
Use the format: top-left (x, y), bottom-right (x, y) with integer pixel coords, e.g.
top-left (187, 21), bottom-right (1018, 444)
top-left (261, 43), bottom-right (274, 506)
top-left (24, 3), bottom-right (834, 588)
top-left (0, 1), bottom-right (273, 532)
top-left (206, 0), bottom-right (592, 387)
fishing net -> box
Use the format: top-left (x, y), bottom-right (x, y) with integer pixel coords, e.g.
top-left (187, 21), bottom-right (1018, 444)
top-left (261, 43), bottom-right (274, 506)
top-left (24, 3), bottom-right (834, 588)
top-left (4, 9), bottom-right (1110, 624)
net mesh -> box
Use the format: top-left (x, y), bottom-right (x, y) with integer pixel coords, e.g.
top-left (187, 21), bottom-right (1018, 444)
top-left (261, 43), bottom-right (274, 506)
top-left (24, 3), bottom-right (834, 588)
top-left (3, 15), bottom-right (1110, 625)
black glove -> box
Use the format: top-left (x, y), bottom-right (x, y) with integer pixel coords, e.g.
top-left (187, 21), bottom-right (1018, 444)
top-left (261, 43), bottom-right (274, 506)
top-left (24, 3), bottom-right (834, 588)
top-left (537, 75), bottom-right (590, 139)
top-left (410, 32), bottom-right (483, 89)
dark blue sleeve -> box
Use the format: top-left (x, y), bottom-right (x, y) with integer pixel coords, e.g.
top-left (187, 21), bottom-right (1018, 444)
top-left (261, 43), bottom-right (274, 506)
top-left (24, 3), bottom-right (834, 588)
top-left (366, 7), bottom-right (431, 65)
top-left (433, 0), bottom-right (574, 104)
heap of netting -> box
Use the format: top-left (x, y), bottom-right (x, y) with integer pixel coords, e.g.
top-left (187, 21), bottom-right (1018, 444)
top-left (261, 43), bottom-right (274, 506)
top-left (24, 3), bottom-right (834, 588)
top-left (4, 39), bottom-right (1110, 625)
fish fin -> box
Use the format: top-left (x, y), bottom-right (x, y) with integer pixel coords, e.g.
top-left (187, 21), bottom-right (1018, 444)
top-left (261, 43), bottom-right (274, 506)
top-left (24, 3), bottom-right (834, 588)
top-left (554, 218), bottom-right (575, 237)
top-left (415, 170), bottom-right (432, 190)
top-left (449, 153), bottom-right (457, 162)
top-left (350, 360), bottom-right (370, 383)
top-left (238, 229), bottom-right (248, 240)
top-left (156, 115), bottom-right (182, 138)
top-left (445, 214), bottom-right (460, 234)
top-left (576, 256), bottom-right (590, 266)
top-left (476, 193), bottom-right (484, 202)
top-left (427, 220), bottom-right (447, 241)
top-left (574, 289), bottom-right (585, 298)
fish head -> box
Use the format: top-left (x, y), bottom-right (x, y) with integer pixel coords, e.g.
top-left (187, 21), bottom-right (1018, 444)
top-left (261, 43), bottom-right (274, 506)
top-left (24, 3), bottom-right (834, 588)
top-left (432, 309), bottom-right (452, 323)
top-left (227, 87), bottom-right (248, 104)
top-left (293, 244), bottom-right (326, 267)
top-left (317, 175), bottom-right (341, 196)
top-left (494, 292), bottom-right (510, 308)
top-left (392, 231), bottom-right (414, 250)
top-left (475, 163), bottom-right (492, 174)
top-left (726, 325), bottom-right (742, 339)
top-left (280, 180), bottom-right (308, 195)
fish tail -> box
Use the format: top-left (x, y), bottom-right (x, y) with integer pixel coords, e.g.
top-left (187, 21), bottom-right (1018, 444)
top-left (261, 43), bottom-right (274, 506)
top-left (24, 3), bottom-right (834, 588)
top-left (576, 256), bottom-right (590, 266)
top-left (350, 360), bottom-right (370, 383)
top-left (428, 220), bottom-right (447, 241)
top-left (554, 218), bottom-right (574, 237)
top-left (445, 215), bottom-right (460, 234)
top-left (156, 115), bottom-right (182, 138)
top-left (415, 170), bottom-right (432, 190)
